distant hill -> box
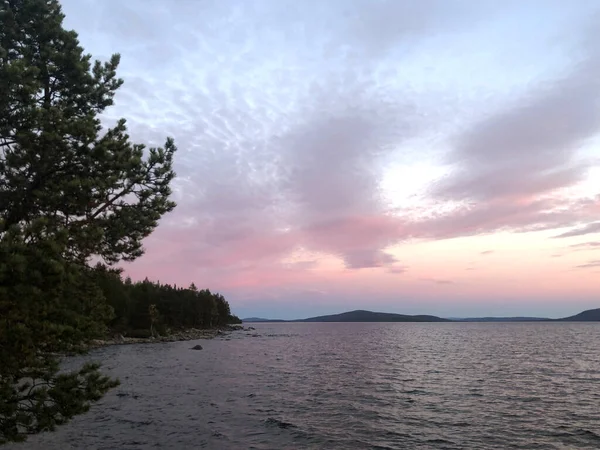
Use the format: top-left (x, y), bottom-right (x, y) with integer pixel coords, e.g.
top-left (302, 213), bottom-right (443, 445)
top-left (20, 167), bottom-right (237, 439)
top-left (242, 317), bottom-right (286, 323)
top-left (557, 308), bottom-right (600, 322)
top-left (455, 317), bottom-right (550, 322)
top-left (243, 310), bottom-right (449, 323)
top-left (242, 308), bottom-right (600, 323)
top-left (294, 310), bottom-right (450, 323)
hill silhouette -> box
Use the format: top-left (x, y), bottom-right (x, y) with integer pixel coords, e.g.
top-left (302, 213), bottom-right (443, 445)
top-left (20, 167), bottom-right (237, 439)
top-left (455, 317), bottom-right (549, 322)
top-left (241, 317), bottom-right (286, 323)
top-left (242, 307), bottom-right (600, 323)
top-left (557, 308), bottom-right (600, 321)
top-left (243, 310), bottom-right (449, 323)
top-left (295, 310), bottom-right (450, 322)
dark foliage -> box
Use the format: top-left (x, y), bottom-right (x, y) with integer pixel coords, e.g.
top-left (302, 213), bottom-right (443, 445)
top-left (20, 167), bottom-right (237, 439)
top-left (0, 0), bottom-right (190, 443)
top-left (92, 265), bottom-right (242, 335)
top-left (0, 0), bottom-right (240, 443)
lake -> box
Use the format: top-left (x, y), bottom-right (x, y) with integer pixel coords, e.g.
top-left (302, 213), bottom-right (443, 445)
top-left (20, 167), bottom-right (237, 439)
top-left (9, 322), bottom-right (600, 449)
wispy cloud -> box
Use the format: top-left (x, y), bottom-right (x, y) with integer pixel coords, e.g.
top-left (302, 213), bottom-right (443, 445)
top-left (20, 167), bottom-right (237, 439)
top-left (420, 278), bottom-right (455, 285)
top-left (570, 241), bottom-right (600, 249)
top-left (576, 260), bottom-right (600, 269)
top-left (388, 265), bottom-right (409, 274)
top-left (555, 222), bottom-right (600, 238)
top-left (424, 14), bottom-right (600, 240)
top-left (57, 0), bottom-right (600, 312)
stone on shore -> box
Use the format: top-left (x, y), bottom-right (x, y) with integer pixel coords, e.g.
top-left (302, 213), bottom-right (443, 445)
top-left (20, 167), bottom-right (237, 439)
top-left (191, 344), bottom-right (203, 350)
top-left (86, 325), bottom-right (248, 350)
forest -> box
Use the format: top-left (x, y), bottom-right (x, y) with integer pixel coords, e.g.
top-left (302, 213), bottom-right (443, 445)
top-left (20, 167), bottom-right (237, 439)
top-left (93, 265), bottom-right (241, 338)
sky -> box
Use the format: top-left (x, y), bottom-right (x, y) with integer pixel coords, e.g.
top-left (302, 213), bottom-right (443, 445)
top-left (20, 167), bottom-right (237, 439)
top-left (60, 0), bottom-right (600, 319)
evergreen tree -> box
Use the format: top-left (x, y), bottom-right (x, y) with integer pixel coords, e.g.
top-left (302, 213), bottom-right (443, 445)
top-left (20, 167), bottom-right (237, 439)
top-left (89, 274), bottom-right (241, 334)
top-left (0, 0), bottom-right (177, 443)
top-left (148, 304), bottom-right (159, 337)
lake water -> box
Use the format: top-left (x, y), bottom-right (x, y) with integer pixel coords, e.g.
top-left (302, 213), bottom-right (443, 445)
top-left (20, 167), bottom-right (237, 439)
top-left (9, 322), bottom-right (600, 449)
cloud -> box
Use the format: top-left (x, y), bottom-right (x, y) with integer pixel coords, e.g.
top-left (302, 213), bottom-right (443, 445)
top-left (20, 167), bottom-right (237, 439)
top-left (388, 265), bottom-right (409, 274)
top-left (433, 32), bottom-right (600, 204)
top-left (576, 260), bottom-right (600, 269)
top-left (554, 222), bottom-right (600, 238)
top-left (480, 250), bottom-right (494, 255)
top-left (420, 278), bottom-right (455, 285)
top-left (56, 0), bottom-right (600, 298)
top-left (426, 14), bottom-right (600, 239)
top-left (299, 215), bottom-right (407, 269)
top-left (71, 0), bottom-right (430, 273)
top-left (409, 196), bottom-right (598, 241)
top-left (132, 5), bottom-right (600, 281)
top-left (570, 241), bottom-right (600, 249)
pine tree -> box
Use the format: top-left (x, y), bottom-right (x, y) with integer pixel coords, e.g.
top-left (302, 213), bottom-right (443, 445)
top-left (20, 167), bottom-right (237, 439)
top-left (148, 304), bottom-right (160, 337)
top-left (0, 0), bottom-right (177, 442)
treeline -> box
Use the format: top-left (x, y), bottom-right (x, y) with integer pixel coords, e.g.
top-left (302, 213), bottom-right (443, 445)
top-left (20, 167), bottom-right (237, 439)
top-left (92, 265), bottom-right (241, 338)
top-left (0, 0), bottom-right (229, 442)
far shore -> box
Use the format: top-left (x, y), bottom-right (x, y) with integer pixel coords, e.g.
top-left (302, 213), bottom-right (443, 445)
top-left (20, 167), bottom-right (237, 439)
top-left (88, 324), bottom-right (256, 349)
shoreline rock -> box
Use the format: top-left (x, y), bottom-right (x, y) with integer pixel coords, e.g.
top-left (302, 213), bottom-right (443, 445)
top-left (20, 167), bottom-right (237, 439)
top-left (88, 324), bottom-right (247, 349)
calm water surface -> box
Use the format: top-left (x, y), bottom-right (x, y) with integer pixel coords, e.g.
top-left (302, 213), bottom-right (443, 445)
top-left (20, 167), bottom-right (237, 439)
top-left (11, 322), bottom-right (600, 449)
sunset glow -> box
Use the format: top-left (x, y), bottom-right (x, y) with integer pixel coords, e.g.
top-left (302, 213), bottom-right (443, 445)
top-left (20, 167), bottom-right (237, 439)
top-left (60, 0), bottom-right (600, 319)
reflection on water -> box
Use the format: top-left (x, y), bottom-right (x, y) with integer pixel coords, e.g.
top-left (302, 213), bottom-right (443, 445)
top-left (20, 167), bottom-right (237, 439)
top-left (9, 322), bottom-right (600, 449)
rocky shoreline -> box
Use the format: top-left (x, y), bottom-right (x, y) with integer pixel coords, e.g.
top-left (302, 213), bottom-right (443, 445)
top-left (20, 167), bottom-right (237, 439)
top-left (88, 324), bottom-right (254, 349)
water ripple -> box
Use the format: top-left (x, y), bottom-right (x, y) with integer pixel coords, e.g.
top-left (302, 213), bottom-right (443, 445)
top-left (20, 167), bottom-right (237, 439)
top-left (7, 322), bottom-right (600, 449)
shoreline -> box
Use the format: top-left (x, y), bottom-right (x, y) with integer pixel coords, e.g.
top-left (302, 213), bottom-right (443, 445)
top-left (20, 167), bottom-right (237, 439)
top-left (88, 324), bottom-right (255, 349)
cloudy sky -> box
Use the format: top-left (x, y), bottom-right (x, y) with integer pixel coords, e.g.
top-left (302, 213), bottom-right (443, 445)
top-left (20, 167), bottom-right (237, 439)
top-left (62, 0), bottom-right (600, 319)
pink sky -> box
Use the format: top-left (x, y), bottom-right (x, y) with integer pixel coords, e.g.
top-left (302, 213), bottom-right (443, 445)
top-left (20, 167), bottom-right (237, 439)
top-left (61, 0), bottom-right (600, 318)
